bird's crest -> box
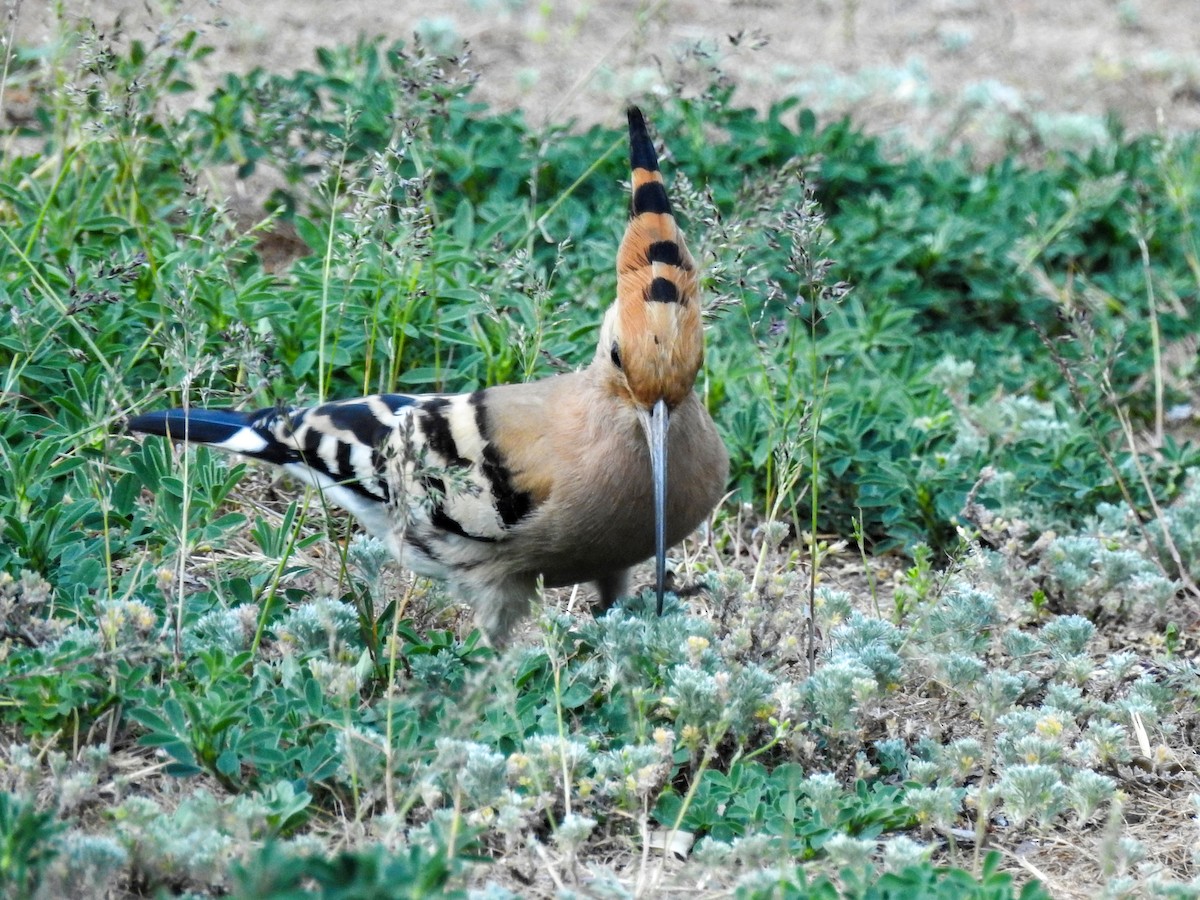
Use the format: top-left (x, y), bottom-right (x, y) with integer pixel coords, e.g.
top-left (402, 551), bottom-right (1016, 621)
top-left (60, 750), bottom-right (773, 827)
top-left (610, 107), bottom-right (704, 411)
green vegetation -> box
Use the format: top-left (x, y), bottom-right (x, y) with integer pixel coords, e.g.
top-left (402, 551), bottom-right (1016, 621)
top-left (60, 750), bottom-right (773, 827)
top-left (1, 13), bottom-right (1198, 898)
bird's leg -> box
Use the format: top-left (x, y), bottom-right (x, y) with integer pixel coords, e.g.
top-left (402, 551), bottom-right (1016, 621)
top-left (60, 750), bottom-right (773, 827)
top-left (466, 572), bottom-right (539, 647)
top-left (592, 569), bottom-right (630, 615)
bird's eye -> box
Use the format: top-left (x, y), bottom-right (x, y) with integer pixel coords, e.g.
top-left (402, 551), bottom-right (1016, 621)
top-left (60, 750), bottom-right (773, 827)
top-left (610, 341), bottom-right (622, 370)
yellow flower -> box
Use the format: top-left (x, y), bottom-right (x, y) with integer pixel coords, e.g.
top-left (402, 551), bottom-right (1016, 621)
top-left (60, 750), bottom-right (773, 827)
top-left (1034, 714), bottom-right (1063, 739)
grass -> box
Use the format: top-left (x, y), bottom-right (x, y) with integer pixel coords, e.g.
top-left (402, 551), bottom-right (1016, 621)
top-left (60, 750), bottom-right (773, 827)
top-left (1, 9), bottom-right (1199, 899)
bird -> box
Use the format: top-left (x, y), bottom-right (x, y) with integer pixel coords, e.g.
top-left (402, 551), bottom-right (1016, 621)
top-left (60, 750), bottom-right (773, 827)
top-left (127, 107), bottom-right (729, 645)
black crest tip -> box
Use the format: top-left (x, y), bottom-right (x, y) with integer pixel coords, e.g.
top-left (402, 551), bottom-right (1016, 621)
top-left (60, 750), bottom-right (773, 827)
top-left (627, 106), bottom-right (659, 173)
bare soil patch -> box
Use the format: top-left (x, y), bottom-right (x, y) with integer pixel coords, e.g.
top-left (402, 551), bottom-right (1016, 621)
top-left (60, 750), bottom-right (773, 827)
top-left (12, 0), bottom-right (1200, 143)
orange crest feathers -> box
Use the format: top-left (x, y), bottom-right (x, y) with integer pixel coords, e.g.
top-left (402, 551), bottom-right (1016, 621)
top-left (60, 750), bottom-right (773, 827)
top-left (613, 108), bottom-right (704, 411)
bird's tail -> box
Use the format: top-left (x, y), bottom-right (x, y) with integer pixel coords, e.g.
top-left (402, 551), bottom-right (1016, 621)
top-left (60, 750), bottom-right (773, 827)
top-left (126, 407), bottom-right (292, 464)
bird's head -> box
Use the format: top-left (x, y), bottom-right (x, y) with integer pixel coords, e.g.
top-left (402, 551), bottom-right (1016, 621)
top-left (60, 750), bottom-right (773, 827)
top-left (596, 107), bottom-right (705, 613)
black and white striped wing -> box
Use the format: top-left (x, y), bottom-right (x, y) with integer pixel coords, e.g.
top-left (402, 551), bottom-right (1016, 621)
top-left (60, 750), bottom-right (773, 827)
top-left (128, 394), bottom-right (416, 540)
top-left (127, 391), bottom-right (534, 548)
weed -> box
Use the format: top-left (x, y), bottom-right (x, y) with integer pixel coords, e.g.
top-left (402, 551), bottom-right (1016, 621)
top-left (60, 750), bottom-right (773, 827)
top-left (0, 791), bottom-right (63, 896)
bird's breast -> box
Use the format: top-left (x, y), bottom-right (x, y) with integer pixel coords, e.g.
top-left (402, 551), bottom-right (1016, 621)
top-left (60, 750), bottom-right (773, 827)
top-left (506, 389), bottom-right (728, 585)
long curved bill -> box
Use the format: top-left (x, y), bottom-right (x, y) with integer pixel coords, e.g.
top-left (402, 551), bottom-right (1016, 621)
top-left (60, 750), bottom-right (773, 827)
top-left (648, 397), bottom-right (670, 616)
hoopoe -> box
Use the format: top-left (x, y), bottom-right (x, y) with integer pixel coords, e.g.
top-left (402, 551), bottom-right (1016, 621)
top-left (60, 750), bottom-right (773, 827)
top-left (127, 107), bottom-right (728, 644)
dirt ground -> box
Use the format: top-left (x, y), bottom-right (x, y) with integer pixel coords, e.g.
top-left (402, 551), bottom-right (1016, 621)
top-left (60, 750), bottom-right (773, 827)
top-left (10, 0), bottom-right (1200, 148)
